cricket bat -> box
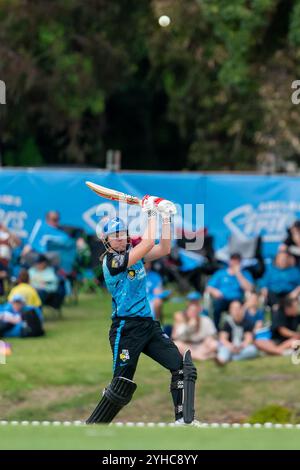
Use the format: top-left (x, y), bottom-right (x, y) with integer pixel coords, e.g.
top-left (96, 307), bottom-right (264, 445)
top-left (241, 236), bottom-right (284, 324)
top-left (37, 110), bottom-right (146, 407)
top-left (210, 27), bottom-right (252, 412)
top-left (85, 181), bottom-right (142, 206)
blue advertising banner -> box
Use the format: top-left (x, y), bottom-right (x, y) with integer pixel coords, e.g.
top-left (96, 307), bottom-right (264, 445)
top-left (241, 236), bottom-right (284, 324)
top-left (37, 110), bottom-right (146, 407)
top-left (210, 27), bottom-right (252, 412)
top-left (1, 169), bottom-right (300, 257)
top-left (205, 174), bottom-right (300, 257)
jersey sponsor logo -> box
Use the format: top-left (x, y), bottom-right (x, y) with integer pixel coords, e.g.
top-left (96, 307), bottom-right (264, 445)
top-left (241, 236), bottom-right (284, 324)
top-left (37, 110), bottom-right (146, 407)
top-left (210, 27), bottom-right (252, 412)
top-left (120, 349), bottom-right (130, 362)
top-left (127, 266), bottom-right (146, 281)
top-left (127, 269), bottom-right (136, 280)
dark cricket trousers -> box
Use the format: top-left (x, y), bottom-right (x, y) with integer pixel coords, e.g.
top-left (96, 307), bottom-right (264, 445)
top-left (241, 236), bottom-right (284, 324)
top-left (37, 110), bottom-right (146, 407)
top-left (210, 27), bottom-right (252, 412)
top-left (109, 316), bottom-right (184, 419)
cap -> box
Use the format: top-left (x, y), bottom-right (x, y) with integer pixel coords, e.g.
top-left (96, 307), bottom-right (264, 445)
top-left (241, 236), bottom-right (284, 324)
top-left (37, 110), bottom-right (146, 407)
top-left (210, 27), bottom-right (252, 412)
top-left (11, 294), bottom-right (26, 303)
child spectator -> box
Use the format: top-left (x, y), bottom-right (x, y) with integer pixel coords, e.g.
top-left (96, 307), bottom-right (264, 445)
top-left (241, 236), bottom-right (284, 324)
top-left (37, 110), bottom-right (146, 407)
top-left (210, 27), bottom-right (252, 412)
top-left (0, 294), bottom-right (44, 338)
top-left (8, 269), bottom-right (42, 308)
top-left (0, 294), bottom-right (24, 337)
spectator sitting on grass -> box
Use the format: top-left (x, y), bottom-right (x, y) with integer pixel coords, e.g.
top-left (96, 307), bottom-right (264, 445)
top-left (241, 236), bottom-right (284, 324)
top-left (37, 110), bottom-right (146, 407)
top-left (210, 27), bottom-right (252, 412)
top-left (271, 297), bottom-right (300, 350)
top-left (205, 253), bottom-right (254, 330)
top-left (172, 292), bottom-right (217, 361)
top-left (0, 294), bottom-right (25, 337)
top-left (8, 269), bottom-right (42, 308)
top-left (0, 294), bottom-right (44, 338)
top-left (260, 252), bottom-right (300, 308)
top-left (255, 297), bottom-right (300, 356)
top-left (216, 300), bottom-right (258, 365)
top-left (243, 292), bottom-right (264, 332)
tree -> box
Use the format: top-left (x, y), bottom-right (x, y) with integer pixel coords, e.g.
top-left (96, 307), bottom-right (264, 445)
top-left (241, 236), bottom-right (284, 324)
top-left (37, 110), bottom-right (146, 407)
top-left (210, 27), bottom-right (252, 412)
top-left (0, 0), bottom-right (151, 165)
top-left (1, 0), bottom-right (300, 170)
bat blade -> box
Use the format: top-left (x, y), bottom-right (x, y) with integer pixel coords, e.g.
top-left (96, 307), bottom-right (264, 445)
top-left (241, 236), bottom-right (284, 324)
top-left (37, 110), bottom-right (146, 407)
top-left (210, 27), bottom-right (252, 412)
top-left (85, 181), bottom-right (141, 206)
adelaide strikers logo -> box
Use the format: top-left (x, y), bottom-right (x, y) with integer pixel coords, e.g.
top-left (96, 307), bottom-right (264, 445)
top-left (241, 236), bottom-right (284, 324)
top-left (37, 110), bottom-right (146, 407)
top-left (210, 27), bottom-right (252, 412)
top-left (120, 349), bottom-right (130, 362)
top-left (127, 269), bottom-right (136, 280)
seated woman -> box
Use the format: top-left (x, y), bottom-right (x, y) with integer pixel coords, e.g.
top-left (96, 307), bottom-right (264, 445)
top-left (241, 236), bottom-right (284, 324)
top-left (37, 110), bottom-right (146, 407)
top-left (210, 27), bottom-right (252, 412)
top-left (255, 297), bottom-right (300, 356)
top-left (29, 255), bottom-right (64, 309)
top-left (8, 269), bottom-right (42, 308)
top-left (172, 293), bottom-right (217, 361)
top-left (243, 292), bottom-right (264, 332)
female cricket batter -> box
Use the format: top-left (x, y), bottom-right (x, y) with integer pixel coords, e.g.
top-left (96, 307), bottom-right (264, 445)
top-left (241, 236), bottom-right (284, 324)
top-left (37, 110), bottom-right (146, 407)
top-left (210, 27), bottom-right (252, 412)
top-left (86, 195), bottom-right (197, 425)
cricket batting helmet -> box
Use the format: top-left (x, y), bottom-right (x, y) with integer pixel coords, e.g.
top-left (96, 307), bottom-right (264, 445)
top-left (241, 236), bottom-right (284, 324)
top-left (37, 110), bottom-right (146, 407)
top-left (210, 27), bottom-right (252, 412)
top-left (101, 217), bottom-right (130, 254)
top-left (102, 217), bottom-right (127, 236)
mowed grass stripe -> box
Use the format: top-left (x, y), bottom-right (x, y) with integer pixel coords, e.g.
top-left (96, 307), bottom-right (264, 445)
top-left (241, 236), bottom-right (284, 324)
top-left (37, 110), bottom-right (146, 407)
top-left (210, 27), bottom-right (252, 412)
top-left (1, 425), bottom-right (300, 450)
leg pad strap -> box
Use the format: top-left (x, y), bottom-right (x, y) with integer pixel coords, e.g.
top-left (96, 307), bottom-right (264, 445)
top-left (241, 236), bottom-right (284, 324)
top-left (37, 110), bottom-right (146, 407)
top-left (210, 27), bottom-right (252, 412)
top-left (86, 376), bottom-right (137, 424)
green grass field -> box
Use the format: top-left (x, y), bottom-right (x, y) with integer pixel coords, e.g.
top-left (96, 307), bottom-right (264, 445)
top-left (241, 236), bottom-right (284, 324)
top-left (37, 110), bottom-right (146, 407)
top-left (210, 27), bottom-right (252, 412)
top-left (0, 424), bottom-right (300, 450)
top-left (1, 292), bottom-right (300, 449)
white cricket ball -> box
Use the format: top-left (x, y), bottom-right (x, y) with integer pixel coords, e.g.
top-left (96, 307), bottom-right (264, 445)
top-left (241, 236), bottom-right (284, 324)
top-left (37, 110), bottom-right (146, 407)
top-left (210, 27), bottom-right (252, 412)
top-left (158, 15), bottom-right (171, 27)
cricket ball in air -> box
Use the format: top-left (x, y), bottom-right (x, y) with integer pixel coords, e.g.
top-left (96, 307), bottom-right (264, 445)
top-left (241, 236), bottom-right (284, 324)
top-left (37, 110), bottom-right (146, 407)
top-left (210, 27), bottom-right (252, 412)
top-left (158, 15), bottom-right (171, 27)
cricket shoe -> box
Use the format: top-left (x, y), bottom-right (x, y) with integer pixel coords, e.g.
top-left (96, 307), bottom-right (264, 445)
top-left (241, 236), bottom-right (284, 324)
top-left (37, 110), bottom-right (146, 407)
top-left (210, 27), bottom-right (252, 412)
top-left (174, 418), bottom-right (201, 427)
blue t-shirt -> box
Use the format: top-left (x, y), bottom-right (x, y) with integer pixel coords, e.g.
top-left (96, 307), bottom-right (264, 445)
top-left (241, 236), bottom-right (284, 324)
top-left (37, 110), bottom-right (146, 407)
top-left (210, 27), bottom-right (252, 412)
top-left (208, 268), bottom-right (253, 300)
top-left (146, 270), bottom-right (163, 300)
top-left (103, 251), bottom-right (152, 319)
top-left (260, 265), bottom-right (300, 294)
top-left (0, 303), bottom-right (22, 321)
top-left (244, 309), bottom-right (264, 328)
top-left (0, 303), bottom-right (43, 337)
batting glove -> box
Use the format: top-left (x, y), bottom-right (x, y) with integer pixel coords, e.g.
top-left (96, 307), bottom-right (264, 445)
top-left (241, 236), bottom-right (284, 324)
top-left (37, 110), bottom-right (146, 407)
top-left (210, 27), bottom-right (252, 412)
top-left (157, 199), bottom-right (177, 217)
top-left (141, 195), bottom-right (161, 212)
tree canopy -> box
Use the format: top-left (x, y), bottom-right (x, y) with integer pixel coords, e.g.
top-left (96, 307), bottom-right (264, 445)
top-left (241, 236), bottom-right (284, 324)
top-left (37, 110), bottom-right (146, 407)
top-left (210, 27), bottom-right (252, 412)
top-left (0, 0), bottom-right (299, 170)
